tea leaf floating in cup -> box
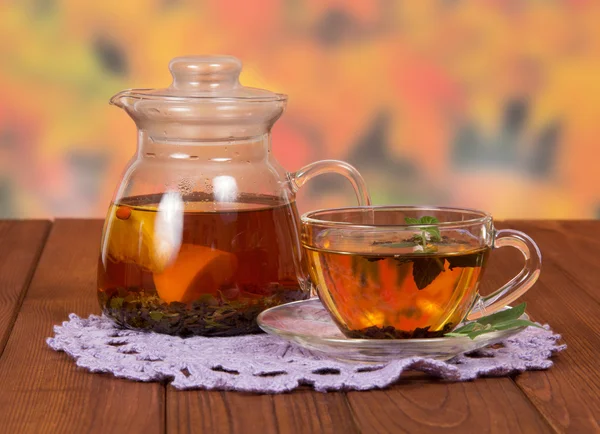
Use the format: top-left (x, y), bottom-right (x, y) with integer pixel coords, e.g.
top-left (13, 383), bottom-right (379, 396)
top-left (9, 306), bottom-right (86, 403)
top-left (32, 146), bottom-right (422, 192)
top-left (411, 257), bottom-right (446, 290)
top-left (405, 216), bottom-right (448, 290)
top-left (445, 302), bottom-right (541, 339)
top-left (381, 216), bottom-right (484, 290)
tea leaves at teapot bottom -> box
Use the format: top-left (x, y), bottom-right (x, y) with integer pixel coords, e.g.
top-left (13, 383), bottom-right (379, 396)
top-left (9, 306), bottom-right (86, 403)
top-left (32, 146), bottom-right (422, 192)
top-left (99, 288), bottom-right (306, 336)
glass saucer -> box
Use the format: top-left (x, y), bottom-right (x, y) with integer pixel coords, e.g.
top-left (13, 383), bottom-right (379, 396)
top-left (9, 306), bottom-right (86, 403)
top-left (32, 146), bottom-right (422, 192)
top-left (257, 299), bottom-right (530, 363)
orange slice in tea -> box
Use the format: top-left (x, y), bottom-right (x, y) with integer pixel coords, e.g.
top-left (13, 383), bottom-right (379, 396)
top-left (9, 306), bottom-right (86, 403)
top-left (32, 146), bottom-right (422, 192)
top-left (153, 244), bottom-right (238, 303)
top-left (104, 205), bottom-right (177, 273)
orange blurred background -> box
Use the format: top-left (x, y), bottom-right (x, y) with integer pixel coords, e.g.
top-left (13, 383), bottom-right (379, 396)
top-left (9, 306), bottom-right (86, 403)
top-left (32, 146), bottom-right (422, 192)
top-left (1, 0), bottom-right (598, 219)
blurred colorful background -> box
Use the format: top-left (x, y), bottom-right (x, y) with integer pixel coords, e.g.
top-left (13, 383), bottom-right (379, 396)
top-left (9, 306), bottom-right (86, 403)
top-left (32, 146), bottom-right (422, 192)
top-left (1, 0), bottom-right (598, 219)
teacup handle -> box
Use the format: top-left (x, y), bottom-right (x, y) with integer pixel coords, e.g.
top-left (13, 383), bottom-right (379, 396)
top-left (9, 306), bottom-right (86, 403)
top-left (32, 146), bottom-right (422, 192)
top-left (289, 160), bottom-right (371, 206)
top-left (467, 229), bottom-right (542, 320)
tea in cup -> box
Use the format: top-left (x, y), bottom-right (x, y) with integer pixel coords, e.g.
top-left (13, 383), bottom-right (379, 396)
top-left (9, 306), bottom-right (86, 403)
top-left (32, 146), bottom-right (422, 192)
top-left (301, 206), bottom-right (541, 339)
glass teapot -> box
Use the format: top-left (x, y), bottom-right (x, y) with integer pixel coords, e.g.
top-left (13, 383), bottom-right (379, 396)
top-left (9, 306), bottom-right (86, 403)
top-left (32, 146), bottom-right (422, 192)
top-left (98, 55), bottom-right (370, 336)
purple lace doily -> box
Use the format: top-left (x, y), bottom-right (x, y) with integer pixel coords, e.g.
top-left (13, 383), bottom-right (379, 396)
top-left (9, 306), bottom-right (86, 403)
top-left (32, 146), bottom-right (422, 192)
top-left (47, 314), bottom-right (565, 393)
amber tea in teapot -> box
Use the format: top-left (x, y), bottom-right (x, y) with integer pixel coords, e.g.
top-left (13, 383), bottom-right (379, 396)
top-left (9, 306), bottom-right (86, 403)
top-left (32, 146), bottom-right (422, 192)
top-left (98, 55), bottom-right (369, 336)
top-left (99, 192), bottom-right (307, 336)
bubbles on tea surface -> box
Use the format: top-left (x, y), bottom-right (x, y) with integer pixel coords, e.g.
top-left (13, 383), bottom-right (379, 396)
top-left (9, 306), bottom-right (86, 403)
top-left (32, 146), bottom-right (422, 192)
top-left (449, 229), bottom-right (482, 250)
top-left (204, 177), bottom-right (213, 193)
top-left (177, 177), bottom-right (195, 196)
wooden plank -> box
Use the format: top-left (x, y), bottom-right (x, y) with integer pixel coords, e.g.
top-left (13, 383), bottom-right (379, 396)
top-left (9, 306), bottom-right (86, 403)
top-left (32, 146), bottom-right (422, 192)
top-left (346, 377), bottom-right (552, 433)
top-left (167, 388), bottom-right (360, 433)
top-left (168, 391), bottom-right (279, 434)
top-left (0, 220), bottom-right (165, 434)
top-left (484, 221), bottom-right (600, 432)
top-left (0, 220), bottom-right (51, 356)
top-left (272, 390), bottom-right (360, 434)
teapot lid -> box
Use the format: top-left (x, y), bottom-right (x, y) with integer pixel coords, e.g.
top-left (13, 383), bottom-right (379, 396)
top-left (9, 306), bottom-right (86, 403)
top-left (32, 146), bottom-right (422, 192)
top-left (130, 55), bottom-right (284, 100)
top-left (111, 56), bottom-right (287, 140)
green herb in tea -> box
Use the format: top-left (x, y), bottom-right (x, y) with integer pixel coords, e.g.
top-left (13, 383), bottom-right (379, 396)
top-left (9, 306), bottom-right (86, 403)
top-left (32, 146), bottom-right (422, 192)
top-left (378, 216), bottom-right (442, 252)
top-left (404, 216), bottom-right (442, 247)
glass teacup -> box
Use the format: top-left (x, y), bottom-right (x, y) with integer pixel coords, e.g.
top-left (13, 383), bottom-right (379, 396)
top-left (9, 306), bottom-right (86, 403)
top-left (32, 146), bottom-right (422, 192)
top-left (301, 206), bottom-right (541, 339)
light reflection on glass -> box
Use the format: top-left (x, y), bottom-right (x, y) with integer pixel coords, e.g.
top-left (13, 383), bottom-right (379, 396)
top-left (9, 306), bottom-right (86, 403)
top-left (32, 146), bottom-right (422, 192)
top-left (154, 190), bottom-right (184, 266)
top-left (213, 175), bottom-right (238, 203)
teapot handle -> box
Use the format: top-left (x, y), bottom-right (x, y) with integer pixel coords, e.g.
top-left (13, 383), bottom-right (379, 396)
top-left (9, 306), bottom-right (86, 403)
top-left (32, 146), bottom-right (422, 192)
top-left (289, 160), bottom-right (371, 206)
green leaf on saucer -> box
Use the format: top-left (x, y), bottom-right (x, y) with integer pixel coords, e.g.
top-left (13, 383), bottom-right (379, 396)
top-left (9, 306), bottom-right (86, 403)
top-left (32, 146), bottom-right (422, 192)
top-left (446, 302), bottom-right (540, 339)
top-left (492, 319), bottom-right (543, 331)
top-left (474, 302), bottom-right (527, 326)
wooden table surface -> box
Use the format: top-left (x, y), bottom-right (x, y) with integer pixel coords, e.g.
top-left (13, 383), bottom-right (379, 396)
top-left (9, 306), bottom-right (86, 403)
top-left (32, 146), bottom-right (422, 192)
top-left (0, 219), bottom-right (598, 433)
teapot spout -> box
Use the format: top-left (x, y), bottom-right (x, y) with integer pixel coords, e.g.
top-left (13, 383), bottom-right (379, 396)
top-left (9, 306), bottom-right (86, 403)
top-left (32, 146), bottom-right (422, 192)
top-left (109, 90), bottom-right (135, 110)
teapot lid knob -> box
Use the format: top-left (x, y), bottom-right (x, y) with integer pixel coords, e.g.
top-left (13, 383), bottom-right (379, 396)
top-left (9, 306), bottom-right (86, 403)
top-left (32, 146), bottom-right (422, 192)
top-left (168, 55), bottom-right (242, 92)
